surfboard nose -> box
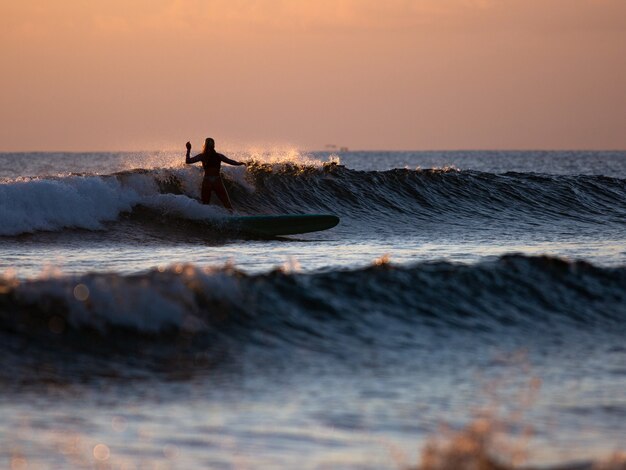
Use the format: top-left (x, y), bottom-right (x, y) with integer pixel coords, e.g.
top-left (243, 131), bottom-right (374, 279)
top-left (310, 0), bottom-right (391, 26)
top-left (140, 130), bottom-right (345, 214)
top-left (221, 214), bottom-right (340, 236)
top-left (320, 214), bottom-right (340, 228)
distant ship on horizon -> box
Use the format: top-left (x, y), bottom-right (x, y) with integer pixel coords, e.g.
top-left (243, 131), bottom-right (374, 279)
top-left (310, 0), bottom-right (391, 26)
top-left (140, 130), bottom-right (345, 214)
top-left (325, 144), bottom-right (349, 152)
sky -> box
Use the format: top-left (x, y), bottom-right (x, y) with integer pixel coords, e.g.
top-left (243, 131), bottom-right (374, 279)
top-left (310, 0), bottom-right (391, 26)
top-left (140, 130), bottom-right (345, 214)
top-left (1, 0), bottom-right (625, 151)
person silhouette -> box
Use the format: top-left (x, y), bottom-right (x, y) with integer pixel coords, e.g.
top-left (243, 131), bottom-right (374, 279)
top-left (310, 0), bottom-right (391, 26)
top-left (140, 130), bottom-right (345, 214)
top-left (185, 138), bottom-right (245, 211)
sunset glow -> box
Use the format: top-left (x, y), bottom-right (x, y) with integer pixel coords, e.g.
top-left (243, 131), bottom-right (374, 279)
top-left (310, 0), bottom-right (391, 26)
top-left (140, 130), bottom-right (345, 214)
top-left (1, 0), bottom-right (625, 150)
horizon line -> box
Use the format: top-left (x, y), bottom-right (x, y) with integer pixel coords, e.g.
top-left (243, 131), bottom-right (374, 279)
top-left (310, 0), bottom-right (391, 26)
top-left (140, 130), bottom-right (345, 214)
top-left (1, 148), bottom-right (625, 154)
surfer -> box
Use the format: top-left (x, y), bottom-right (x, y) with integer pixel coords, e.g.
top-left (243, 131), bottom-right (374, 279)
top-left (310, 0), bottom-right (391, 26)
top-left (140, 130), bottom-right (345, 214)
top-left (185, 138), bottom-right (245, 211)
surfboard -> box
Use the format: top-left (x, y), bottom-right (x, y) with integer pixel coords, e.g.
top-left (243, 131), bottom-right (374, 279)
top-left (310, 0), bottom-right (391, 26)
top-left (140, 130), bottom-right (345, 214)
top-left (220, 214), bottom-right (339, 236)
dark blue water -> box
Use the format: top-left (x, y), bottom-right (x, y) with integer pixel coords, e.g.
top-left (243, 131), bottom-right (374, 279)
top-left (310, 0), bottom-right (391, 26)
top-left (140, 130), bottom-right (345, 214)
top-left (0, 150), bottom-right (625, 468)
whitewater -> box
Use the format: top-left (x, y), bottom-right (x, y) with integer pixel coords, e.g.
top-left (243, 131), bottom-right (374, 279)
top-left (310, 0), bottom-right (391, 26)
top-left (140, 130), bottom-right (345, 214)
top-left (1, 150), bottom-right (625, 469)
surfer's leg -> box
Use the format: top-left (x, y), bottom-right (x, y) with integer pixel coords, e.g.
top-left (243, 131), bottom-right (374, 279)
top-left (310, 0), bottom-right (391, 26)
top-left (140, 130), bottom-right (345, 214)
top-left (201, 179), bottom-right (212, 204)
top-left (214, 179), bottom-right (233, 210)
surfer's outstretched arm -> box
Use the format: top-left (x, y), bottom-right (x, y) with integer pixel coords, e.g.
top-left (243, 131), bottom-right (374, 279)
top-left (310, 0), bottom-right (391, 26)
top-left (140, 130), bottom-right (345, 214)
top-left (186, 154), bottom-right (203, 164)
top-left (219, 154), bottom-right (246, 166)
top-left (184, 142), bottom-right (202, 164)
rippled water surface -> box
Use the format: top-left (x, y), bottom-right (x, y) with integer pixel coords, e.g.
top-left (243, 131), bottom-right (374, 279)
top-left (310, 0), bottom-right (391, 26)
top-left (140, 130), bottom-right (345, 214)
top-left (1, 150), bottom-right (625, 469)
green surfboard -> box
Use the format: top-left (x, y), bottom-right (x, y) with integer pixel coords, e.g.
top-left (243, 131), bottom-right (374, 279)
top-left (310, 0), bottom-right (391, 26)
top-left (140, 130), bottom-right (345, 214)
top-left (220, 214), bottom-right (339, 236)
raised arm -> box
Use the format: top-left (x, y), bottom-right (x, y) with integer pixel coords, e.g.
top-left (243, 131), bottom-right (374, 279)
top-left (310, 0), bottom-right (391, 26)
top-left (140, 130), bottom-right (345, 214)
top-left (219, 153), bottom-right (246, 166)
top-left (185, 142), bottom-right (202, 164)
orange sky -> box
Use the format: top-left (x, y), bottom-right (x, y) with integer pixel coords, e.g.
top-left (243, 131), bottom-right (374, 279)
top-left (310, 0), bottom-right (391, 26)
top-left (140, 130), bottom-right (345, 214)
top-left (1, 0), bottom-right (625, 151)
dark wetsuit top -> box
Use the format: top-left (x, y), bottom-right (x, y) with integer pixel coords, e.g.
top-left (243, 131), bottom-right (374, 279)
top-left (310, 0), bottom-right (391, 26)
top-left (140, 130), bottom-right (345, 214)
top-left (187, 150), bottom-right (242, 174)
top-left (201, 151), bottom-right (225, 171)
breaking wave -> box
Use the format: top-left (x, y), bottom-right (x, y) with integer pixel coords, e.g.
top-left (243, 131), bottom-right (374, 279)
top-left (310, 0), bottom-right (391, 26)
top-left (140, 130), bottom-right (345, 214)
top-left (1, 162), bottom-right (625, 237)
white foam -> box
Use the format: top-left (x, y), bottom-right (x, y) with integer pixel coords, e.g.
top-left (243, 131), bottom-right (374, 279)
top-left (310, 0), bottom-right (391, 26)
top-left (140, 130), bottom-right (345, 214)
top-left (229, 147), bottom-right (340, 169)
top-left (140, 193), bottom-right (230, 219)
top-left (0, 176), bottom-right (142, 236)
top-left (0, 165), bottom-right (261, 236)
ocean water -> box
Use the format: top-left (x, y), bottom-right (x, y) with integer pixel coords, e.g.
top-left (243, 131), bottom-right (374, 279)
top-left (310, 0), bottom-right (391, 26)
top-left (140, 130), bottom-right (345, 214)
top-left (0, 150), bottom-right (625, 469)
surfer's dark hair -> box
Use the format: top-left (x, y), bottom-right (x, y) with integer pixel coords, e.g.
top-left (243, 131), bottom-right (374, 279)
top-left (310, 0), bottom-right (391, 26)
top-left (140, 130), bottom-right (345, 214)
top-left (203, 138), bottom-right (215, 153)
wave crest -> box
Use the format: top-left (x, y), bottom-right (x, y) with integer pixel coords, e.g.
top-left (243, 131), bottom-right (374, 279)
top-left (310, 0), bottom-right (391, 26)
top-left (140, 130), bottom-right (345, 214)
top-left (1, 255), bottom-right (624, 339)
top-left (2, 163), bottom-right (625, 236)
